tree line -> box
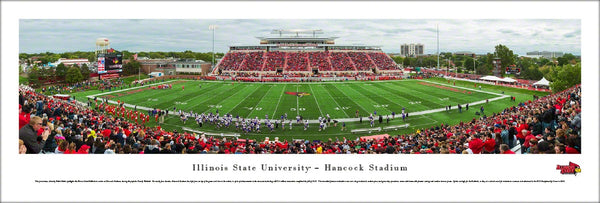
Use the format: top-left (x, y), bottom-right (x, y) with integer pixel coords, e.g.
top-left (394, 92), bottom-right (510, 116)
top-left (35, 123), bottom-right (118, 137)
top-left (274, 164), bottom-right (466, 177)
top-left (19, 50), bottom-right (225, 64)
top-left (20, 50), bottom-right (224, 87)
top-left (391, 44), bottom-right (580, 92)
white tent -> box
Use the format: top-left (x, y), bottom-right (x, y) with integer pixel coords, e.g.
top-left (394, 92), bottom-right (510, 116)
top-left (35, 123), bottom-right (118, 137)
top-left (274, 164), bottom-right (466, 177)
top-left (480, 75), bottom-right (500, 81)
top-left (501, 77), bottom-right (517, 83)
top-left (533, 77), bottom-right (550, 86)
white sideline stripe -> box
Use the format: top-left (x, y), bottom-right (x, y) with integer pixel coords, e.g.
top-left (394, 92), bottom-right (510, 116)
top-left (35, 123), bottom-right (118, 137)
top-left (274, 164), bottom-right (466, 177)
top-left (351, 127), bottom-right (381, 133)
top-left (383, 124), bottom-right (410, 130)
top-left (418, 79), bottom-right (504, 96)
top-left (182, 127), bottom-right (240, 137)
top-left (88, 79), bottom-right (509, 124)
top-left (88, 80), bottom-right (175, 97)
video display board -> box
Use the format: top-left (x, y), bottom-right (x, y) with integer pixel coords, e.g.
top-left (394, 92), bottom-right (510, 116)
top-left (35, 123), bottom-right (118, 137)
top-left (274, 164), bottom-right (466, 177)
top-left (97, 53), bottom-right (122, 74)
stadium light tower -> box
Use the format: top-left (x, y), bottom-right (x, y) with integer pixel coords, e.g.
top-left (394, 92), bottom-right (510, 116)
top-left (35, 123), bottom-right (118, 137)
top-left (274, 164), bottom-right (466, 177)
top-left (209, 25), bottom-right (218, 70)
top-left (436, 24), bottom-right (439, 71)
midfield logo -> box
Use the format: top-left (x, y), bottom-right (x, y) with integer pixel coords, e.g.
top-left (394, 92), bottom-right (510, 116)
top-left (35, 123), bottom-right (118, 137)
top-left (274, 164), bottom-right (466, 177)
top-left (556, 162), bottom-right (581, 176)
top-left (285, 92), bottom-right (311, 97)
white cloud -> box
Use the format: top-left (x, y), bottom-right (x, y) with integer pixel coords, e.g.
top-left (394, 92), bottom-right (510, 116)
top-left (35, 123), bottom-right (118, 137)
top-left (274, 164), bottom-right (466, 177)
top-left (20, 19), bottom-right (580, 55)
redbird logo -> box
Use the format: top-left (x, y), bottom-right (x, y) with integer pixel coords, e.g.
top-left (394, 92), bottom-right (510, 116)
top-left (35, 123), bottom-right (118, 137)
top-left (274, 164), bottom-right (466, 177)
top-left (285, 92), bottom-right (311, 97)
top-left (556, 162), bottom-right (581, 175)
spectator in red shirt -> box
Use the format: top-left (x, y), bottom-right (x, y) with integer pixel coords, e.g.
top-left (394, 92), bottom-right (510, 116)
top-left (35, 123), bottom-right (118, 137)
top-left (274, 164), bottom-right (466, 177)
top-left (499, 144), bottom-right (515, 154)
top-left (482, 133), bottom-right (496, 154)
top-left (19, 104), bottom-right (31, 129)
top-left (468, 134), bottom-right (484, 154)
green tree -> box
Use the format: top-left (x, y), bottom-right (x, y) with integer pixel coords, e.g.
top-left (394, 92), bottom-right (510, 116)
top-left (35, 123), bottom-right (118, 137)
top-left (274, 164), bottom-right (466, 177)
top-left (65, 66), bottom-right (83, 84)
top-left (28, 66), bottom-right (41, 87)
top-left (122, 60), bottom-right (141, 76)
top-left (547, 63), bottom-right (581, 93)
top-left (464, 57), bottom-right (474, 73)
top-left (182, 50), bottom-right (195, 59)
top-left (149, 52), bottom-right (165, 59)
top-left (55, 63), bottom-right (67, 78)
top-left (520, 65), bottom-right (543, 80)
top-left (557, 53), bottom-right (576, 66)
top-left (493, 44), bottom-right (515, 69)
top-left (403, 57), bottom-right (410, 67)
top-left (79, 64), bottom-right (91, 80)
top-left (391, 56), bottom-right (403, 65)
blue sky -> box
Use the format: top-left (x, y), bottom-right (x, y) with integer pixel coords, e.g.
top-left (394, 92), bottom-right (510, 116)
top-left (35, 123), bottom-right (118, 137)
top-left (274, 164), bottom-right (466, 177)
top-left (20, 19), bottom-right (580, 55)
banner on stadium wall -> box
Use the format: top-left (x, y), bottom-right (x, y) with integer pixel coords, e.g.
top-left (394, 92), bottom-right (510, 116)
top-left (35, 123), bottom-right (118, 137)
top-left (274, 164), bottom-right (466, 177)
top-left (100, 73), bottom-right (120, 80)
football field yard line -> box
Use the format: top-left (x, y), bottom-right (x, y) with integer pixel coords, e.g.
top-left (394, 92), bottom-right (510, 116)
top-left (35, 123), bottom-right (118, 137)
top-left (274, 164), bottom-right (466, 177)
top-left (202, 84), bottom-right (255, 115)
top-left (88, 80), bottom-right (175, 97)
top-left (351, 83), bottom-right (406, 110)
top-left (226, 84), bottom-right (263, 116)
top-left (179, 82), bottom-right (220, 103)
top-left (137, 81), bottom-right (212, 107)
top-left (187, 84), bottom-right (241, 113)
top-left (308, 84), bottom-right (324, 117)
top-left (296, 83), bottom-right (299, 115)
top-left (343, 83), bottom-right (393, 114)
top-left (271, 84), bottom-right (287, 120)
top-left (371, 82), bottom-right (432, 111)
top-left (419, 79), bottom-right (503, 96)
top-left (384, 82), bottom-right (448, 107)
top-left (330, 83), bottom-right (369, 115)
top-left (403, 82), bottom-right (477, 105)
top-left (321, 84), bottom-right (350, 118)
top-left (247, 84), bottom-right (274, 118)
top-left (152, 82), bottom-right (221, 110)
top-left (99, 79), bottom-right (507, 123)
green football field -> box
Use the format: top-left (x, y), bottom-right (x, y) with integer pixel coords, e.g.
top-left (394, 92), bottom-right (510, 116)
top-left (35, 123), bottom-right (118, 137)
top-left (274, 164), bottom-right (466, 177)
top-left (69, 77), bottom-right (550, 141)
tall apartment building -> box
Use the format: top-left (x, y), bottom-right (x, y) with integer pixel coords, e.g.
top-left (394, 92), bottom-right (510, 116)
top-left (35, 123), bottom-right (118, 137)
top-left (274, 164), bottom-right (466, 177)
top-left (400, 43), bottom-right (424, 57)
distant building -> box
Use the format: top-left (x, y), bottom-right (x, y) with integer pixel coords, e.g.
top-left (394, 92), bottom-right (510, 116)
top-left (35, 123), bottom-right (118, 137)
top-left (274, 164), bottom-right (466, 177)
top-left (51, 58), bottom-right (91, 68)
top-left (453, 51), bottom-right (476, 58)
top-left (400, 43), bottom-right (424, 57)
top-left (138, 58), bottom-right (210, 76)
top-left (526, 51), bottom-right (564, 59)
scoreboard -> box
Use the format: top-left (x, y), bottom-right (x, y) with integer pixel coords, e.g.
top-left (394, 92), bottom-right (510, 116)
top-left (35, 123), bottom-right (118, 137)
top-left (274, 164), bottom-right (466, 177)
top-left (97, 53), bottom-right (123, 74)
top-left (505, 64), bottom-right (520, 75)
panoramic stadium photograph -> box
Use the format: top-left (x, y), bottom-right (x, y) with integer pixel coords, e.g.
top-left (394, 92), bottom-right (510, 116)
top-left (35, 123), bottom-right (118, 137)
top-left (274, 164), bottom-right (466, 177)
top-left (18, 19), bottom-right (581, 154)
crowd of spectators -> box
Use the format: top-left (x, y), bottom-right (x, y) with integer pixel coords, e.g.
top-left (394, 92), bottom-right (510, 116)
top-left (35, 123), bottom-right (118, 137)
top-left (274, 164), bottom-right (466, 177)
top-left (239, 51), bottom-right (265, 71)
top-left (19, 73), bottom-right (580, 154)
top-left (308, 51), bottom-right (333, 71)
top-left (329, 52), bottom-right (356, 71)
top-left (286, 52), bottom-right (309, 72)
top-left (368, 52), bottom-right (398, 70)
top-left (217, 50), bottom-right (401, 73)
top-left (347, 52), bottom-right (375, 71)
top-left (217, 52), bottom-right (247, 71)
top-left (264, 51), bottom-right (286, 71)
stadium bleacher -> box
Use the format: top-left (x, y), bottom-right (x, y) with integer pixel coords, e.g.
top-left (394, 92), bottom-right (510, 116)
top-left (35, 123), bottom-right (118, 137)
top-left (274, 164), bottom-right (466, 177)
top-left (216, 50), bottom-right (401, 74)
top-left (239, 51), bottom-right (265, 71)
top-left (368, 52), bottom-right (398, 70)
top-left (286, 52), bottom-right (309, 72)
top-left (347, 51), bottom-right (376, 71)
